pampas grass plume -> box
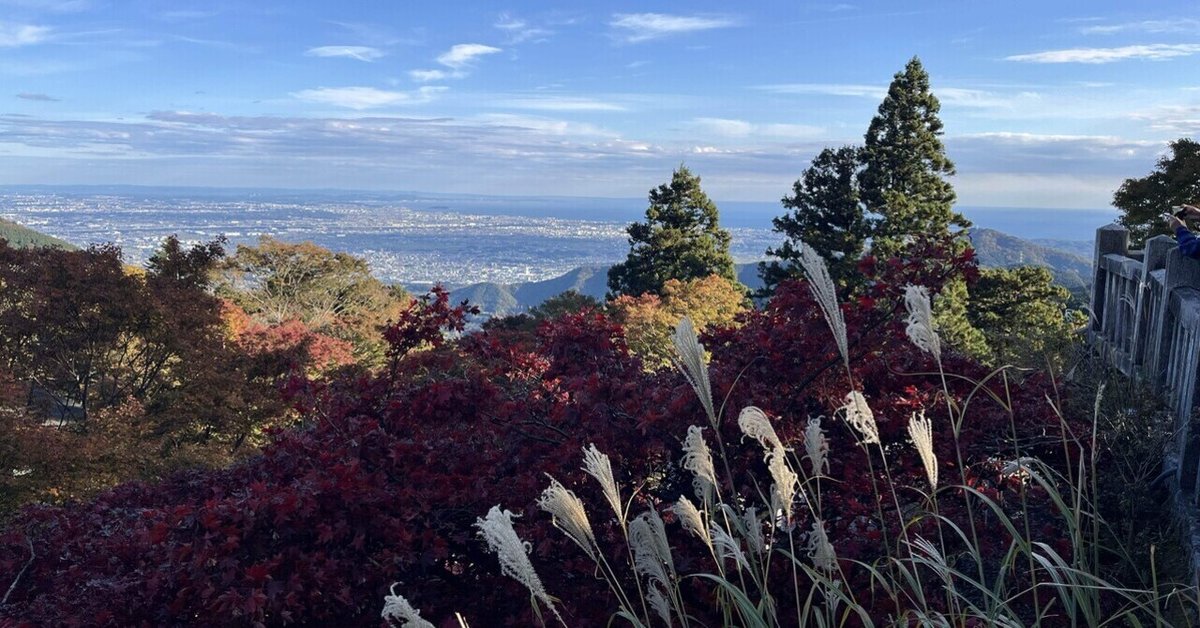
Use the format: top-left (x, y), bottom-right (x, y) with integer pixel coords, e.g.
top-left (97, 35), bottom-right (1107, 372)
top-left (381, 585), bottom-right (435, 628)
top-left (903, 284), bottom-right (941, 363)
top-left (908, 410), bottom-right (937, 489)
top-left (581, 443), bottom-right (623, 522)
top-left (537, 475), bottom-right (597, 560)
top-left (474, 506), bottom-right (563, 625)
top-left (798, 242), bottom-right (849, 371)
top-left (672, 316), bottom-right (717, 425)
top-left (682, 425), bottom-right (718, 501)
top-left (738, 406), bottom-right (783, 452)
top-left (840, 390), bottom-right (879, 445)
top-left (804, 416), bottom-right (830, 476)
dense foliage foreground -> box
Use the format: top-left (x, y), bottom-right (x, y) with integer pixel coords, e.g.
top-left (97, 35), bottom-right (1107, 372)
top-left (0, 243), bottom-right (1144, 626)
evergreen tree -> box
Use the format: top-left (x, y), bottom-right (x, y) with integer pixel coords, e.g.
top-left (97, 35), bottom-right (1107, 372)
top-left (860, 57), bottom-right (969, 258)
top-left (607, 166), bottom-right (738, 298)
top-left (760, 146), bottom-right (869, 292)
top-left (1113, 137), bottom-right (1200, 246)
top-left (968, 266), bottom-right (1084, 369)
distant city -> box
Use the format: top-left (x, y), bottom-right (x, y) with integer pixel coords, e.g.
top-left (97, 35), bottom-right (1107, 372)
top-left (0, 186), bottom-right (1114, 289)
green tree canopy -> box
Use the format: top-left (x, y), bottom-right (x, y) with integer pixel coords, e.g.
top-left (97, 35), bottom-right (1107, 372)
top-left (967, 266), bottom-right (1083, 369)
top-left (860, 57), bottom-right (968, 259)
top-left (1113, 137), bottom-right (1200, 246)
top-left (607, 166), bottom-right (739, 298)
top-left (760, 146), bottom-right (869, 292)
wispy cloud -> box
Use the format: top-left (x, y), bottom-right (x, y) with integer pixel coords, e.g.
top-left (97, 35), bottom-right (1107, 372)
top-left (1130, 105), bottom-right (1200, 134)
top-left (757, 83), bottom-right (886, 98)
top-left (292, 86), bottom-right (446, 110)
top-left (409, 69), bottom-right (452, 82)
top-left (1079, 18), bottom-right (1200, 35)
top-left (689, 117), bottom-right (823, 140)
top-left (496, 96), bottom-right (626, 112)
top-left (610, 13), bottom-right (738, 43)
top-left (436, 43), bottom-right (502, 68)
top-left (494, 13), bottom-right (552, 44)
top-left (306, 45), bottom-right (384, 62)
top-left (0, 22), bottom-right (50, 47)
top-left (1006, 44), bottom-right (1200, 63)
top-left (0, 0), bottom-right (89, 12)
top-left (16, 92), bottom-right (58, 101)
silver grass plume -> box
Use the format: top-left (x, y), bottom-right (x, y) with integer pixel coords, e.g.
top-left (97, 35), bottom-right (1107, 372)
top-left (474, 506), bottom-right (563, 624)
top-left (839, 390), bottom-right (879, 445)
top-left (804, 416), bottom-right (830, 477)
top-left (581, 443), bottom-right (623, 522)
top-left (381, 585), bottom-right (435, 628)
top-left (682, 425), bottom-right (718, 501)
top-left (646, 581), bottom-right (672, 627)
top-left (629, 510), bottom-right (676, 588)
top-left (537, 475), bottom-right (597, 560)
top-left (766, 448), bottom-right (799, 523)
top-left (738, 406), bottom-right (783, 452)
top-left (908, 410), bottom-right (937, 489)
top-left (908, 535), bottom-right (951, 583)
top-left (710, 519), bottom-right (751, 572)
top-left (672, 316), bottom-right (717, 425)
top-left (741, 506), bottom-right (765, 555)
top-left (673, 497), bottom-right (714, 553)
top-left (903, 285), bottom-right (941, 363)
top-left (798, 242), bottom-right (849, 371)
top-left (806, 519), bottom-right (836, 572)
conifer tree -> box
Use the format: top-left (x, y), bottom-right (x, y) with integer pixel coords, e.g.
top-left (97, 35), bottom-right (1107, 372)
top-left (607, 166), bottom-right (739, 298)
top-left (760, 146), bottom-right (869, 292)
top-left (860, 56), bottom-right (969, 258)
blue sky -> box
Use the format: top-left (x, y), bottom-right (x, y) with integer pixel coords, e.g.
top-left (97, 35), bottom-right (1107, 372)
top-left (0, 0), bottom-right (1197, 209)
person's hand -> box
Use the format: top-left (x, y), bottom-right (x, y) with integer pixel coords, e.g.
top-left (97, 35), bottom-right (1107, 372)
top-left (1167, 214), bottom-right (1186, 231)
top-left (1183, 204), bottom-right (1200, 219)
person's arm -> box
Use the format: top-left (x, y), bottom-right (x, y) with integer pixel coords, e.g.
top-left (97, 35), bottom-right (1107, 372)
top-left (1177, 225), bottom-right (1200, 258)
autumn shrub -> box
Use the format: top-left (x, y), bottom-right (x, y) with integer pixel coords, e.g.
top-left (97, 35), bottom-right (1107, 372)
top-left (0, 237), bottom-right (1121, 626)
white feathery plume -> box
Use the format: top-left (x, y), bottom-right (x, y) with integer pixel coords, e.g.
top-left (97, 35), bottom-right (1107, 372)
top-left (673, 497), bottom-right (714, 553)
top-left (806, 519), bottom-right (837, 572)
top-left (581, 443), bottom-right (623, 521)
top-left (903, 285), bottom-right (941, 363)
top-left (672, 316), bottom-right (717, 425)
top-left (839, 390), bottom-right (879, 445)
top-left (907, 410), bottom-right (937, 489)
top-left (798, 242), bottom-right (849, 371)
top-left (766, 448), bottom-right (799, 523)
top-left (804, 416), bottom-right (830, 477)
top-left (737, 406), bottom-right (783, 452)
top-left (381, 585), bottom-right (435, 628)
top-left (710, 518), bottom-right (751, 572)
top-left (682, 425), bottom-right (718, 501)
top-left (646, 581), bottom-right (673, 627)
top-left (474, 506), bottom-right (563, 624)
top-left (908, 535), bottom-right (951, 583)
top-left (629, 510), bottom-right (676, 587)
top-left (741, 506), bottom-right (765, 555)
top-left (537, 475), bottom-right (597, 560)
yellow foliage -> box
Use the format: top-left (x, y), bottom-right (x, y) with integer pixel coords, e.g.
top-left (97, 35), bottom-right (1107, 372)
top-left (609, 274), bottom-right (747, 369)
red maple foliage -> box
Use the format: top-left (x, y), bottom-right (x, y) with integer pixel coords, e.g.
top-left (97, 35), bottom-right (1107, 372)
top-left (0, 238), bottom-right (1083, 627)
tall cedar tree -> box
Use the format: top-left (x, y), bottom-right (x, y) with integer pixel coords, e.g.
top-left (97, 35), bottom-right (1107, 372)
top-left (760, 146), bottom-right (869, 292)
top-left (860, 57), bottom-right (969, 259)
top-left (607, 166), bottom-right (739, 297)
top-left (1113, 137), bottom-right (1200, 247)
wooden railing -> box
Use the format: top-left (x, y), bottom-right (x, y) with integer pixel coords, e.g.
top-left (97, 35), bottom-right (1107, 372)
top-left (1090, 224), bottom-right (1200, 498)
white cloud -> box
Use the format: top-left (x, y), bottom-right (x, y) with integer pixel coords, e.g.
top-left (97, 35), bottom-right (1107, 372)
top-left (609, 13), bottom-right (738, 43)
top-left (436, 43), bottom-right (502, 69)
top-left (689, 117), bottom-right (824, 141)
top-left (409, 69), bottom-right (455, 82)
top-left (292, 86), bottom-right (446, 110)
top-left (306, 45), bottom-right (384, 62)
top-left (494, 13), bottom-right (552, 44)
top-left (0, 22), bottom-right (50, 47)
top-left (757, 83), bottom-right (886, 98)
top-left (497, 96), bottom-right (626, 112)
top-left (1080, 19), bottom-right (1200, 35)
top-left (16, 92), bottom-right (58, 101)
top-left (474, 113), bottom-right (615, 137)
top-left (1006, 44), bottom-right (1200, 64)
top-left (1130, 105), bottom-right (1200, 134)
